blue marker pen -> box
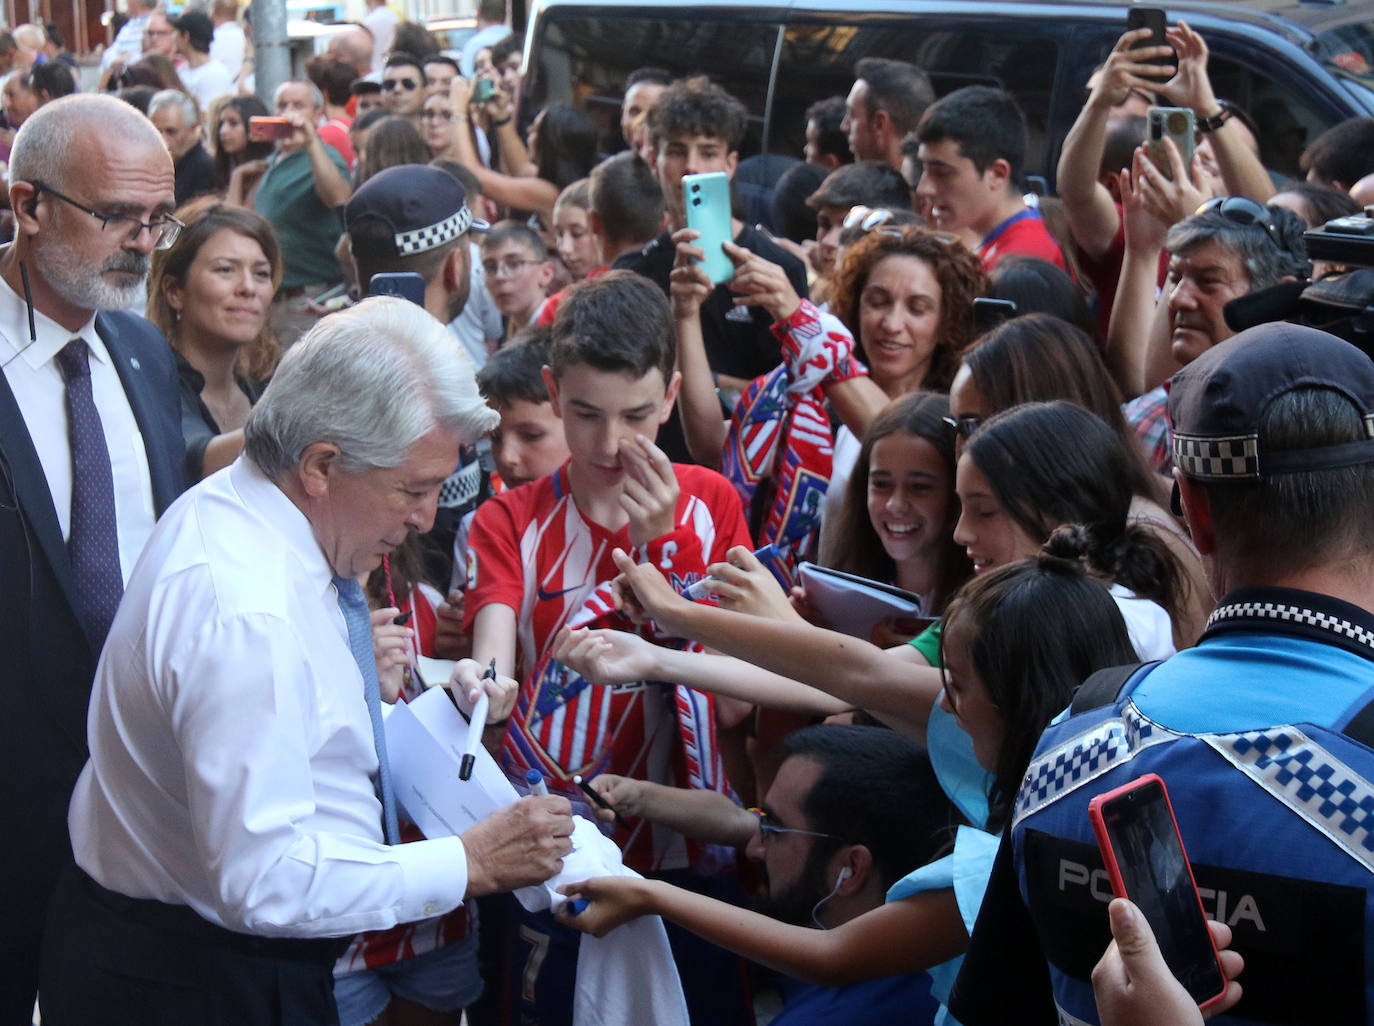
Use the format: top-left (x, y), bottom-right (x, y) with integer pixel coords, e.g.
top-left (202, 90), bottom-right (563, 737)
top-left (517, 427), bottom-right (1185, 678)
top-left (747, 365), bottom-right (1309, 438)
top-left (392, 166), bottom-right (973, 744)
top-left (683, 544), bottom-right (782, 600)
top-left (526, 768), bottom-right (549, 797)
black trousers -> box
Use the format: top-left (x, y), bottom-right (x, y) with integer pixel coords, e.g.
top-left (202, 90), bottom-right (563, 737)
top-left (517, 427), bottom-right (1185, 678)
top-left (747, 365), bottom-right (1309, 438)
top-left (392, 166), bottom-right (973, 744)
top-left (39, 864), bottom-right (348, 1026)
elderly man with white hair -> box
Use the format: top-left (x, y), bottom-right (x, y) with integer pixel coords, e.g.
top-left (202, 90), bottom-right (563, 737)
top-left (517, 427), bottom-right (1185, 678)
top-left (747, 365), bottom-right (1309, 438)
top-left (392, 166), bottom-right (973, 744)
top-left (40, 297), bottom-right (575, 1025)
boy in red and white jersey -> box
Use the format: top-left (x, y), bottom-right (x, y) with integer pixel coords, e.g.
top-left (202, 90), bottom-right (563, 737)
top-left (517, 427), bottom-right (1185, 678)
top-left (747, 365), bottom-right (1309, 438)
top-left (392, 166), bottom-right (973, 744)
top-left (459, 270), bottom-right (755, 1025)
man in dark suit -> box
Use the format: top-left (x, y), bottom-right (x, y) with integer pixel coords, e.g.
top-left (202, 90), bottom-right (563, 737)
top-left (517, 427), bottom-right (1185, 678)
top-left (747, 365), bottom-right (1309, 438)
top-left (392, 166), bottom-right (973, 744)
top-left (0, 93), bottom-right (186, 1024)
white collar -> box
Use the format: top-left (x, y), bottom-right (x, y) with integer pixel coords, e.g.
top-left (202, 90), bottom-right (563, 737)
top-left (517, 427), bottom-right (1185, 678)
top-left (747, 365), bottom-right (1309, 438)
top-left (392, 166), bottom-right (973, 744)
top-left (0, 261), bottom-right (102, 371)
top-left (229, 456), bottom-right (338, 599)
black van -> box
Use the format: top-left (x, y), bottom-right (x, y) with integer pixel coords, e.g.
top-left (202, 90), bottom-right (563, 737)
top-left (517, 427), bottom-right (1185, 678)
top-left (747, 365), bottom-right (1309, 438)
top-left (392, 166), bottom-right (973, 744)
top-left (522, 0), bottom-right (1374, 187)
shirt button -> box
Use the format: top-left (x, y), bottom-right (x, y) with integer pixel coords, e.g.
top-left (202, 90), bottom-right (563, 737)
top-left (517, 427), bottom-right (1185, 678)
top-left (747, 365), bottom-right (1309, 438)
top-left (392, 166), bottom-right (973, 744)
top-left (423, 902), bottom-right (438, 916)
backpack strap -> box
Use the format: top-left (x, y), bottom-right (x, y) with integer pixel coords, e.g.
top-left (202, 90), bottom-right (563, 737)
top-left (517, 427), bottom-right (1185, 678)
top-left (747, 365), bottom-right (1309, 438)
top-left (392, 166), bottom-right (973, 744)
top-left (1070, 661), bottom-right (1160, 715)
top-left (1342, 698), bottom-right (1374, 749)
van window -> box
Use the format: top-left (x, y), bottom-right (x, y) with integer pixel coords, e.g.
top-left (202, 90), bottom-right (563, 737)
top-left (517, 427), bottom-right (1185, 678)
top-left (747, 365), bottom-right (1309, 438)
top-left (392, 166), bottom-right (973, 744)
top-left (771, 20), bottom-right (1060, 177)
top-left (527, 10), bottom-right (780, 154)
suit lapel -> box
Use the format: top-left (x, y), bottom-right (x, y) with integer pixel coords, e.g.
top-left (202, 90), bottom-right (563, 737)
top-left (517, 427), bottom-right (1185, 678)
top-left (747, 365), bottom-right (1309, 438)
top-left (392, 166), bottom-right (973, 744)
top-left (0, 367), bottom-right (80, 611)
top-left (98, 312), bottom-right (177, 514)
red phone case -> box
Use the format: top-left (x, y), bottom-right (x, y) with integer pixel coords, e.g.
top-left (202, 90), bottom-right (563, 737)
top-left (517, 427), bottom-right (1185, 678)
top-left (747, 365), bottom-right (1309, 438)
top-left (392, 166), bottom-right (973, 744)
top-left (1088, 773), bottom-right (1227, 1010)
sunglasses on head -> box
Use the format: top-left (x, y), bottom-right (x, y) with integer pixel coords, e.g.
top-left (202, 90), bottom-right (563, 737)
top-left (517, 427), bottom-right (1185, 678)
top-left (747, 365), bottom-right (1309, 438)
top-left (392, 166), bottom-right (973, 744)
top-left (1195, 196), bottom-right (1283, 250)
top-left (843, 205), bottom-right (895, 232)
top-left (382, 77), bottom-right (418, 92)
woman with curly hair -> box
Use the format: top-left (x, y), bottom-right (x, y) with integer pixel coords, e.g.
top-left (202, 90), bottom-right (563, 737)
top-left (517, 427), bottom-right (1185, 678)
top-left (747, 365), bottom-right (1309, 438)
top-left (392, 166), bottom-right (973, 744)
top-left (813, 225), bottom-right (986, 556)
top-left (674, 220), bottom-right (986, 576)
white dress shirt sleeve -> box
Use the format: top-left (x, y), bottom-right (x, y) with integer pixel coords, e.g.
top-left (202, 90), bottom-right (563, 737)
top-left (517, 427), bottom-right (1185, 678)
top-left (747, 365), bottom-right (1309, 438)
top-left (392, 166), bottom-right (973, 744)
top-left (168, 610), bottom-right (470, 936)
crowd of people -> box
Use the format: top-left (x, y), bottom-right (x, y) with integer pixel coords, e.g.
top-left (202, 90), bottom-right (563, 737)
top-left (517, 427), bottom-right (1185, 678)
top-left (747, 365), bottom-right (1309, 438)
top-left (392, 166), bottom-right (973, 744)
top-left (6, 3), bottom-right (1374, 1026)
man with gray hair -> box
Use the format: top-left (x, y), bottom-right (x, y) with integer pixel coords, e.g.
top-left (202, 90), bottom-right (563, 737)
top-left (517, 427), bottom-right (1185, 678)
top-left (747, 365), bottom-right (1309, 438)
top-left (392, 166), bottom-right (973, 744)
top-left (1123, 198), bottom-right (1309, 472)
top-left (0, 92), bottom-right (187, 1024)
top-left (148, 88), bottom-right (217, 206)
top-left (40, 297), bottom-right (575, 1024)
top-left (252, 77), bottom-right (352, 348)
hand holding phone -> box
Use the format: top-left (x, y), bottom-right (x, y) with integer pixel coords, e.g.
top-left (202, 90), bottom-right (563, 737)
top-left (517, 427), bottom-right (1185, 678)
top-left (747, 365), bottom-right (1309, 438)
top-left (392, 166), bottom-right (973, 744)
top-left (249, 116), bottom-right (294, 142)
top-left (1126, 8), bottom-right (1172, 66)
top-left (682, 172), bottom-right (733, 285)
top-left (1089, 773), bottom-right (1228, 1011)
top-left (472, 77), bottom-right (496, 103)
top-left (1147, 106), bottom-right (1195, 183)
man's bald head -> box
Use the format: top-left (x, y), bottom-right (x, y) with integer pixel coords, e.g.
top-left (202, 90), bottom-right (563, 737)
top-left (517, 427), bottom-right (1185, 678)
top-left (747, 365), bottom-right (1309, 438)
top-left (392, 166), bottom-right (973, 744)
top-left (327, 24), bottom-right (374, 77)
top-left (10, 93), bottom-right (167, 194)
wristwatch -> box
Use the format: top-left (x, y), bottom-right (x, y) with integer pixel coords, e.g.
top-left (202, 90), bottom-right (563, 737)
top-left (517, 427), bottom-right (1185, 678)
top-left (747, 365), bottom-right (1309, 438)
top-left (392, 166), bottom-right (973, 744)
top-left (1196, 100), bottom-right (1234, 134)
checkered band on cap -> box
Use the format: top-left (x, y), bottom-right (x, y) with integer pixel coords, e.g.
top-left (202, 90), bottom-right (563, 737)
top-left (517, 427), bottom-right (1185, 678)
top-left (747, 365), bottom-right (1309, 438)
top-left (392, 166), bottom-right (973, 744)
top-left (1172, 432), bottom-right (1259, 480)
top-left (395, 205), bottom-right (474, 256)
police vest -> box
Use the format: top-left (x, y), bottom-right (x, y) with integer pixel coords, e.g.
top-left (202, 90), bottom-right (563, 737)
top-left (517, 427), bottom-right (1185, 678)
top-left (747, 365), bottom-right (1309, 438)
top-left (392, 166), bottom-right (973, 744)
top-left (1011, 587), bottom-right (1374, 1026)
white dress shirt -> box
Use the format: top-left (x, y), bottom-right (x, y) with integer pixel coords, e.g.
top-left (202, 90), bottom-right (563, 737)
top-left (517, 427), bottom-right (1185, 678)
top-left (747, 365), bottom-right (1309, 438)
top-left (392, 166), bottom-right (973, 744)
top-left (0, 270), bottom-right (156, 584)
top-left (69, 456), bottom-right (469, 937)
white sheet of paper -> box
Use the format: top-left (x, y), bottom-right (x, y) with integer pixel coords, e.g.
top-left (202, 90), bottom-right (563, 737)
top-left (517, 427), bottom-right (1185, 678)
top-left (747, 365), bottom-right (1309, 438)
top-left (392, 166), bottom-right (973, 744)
top-left (385, 687), bottom-right (519, 838)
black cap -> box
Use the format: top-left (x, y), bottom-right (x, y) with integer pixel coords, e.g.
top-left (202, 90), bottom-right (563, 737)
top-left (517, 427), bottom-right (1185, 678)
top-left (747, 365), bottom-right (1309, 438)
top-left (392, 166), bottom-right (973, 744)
top-left (1168, 321), bottom-right (1374, 481)
top-left (169, 10), bottom-right (213, 52)
top-left (350, 78), bottom-right (381, 96)
top-left (344, 163), bottom-right (489, 260)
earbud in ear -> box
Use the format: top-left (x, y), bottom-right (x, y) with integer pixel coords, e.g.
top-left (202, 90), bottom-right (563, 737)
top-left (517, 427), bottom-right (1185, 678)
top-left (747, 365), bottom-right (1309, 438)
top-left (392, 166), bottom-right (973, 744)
top-left (835, 866), bottom-right (852, 887)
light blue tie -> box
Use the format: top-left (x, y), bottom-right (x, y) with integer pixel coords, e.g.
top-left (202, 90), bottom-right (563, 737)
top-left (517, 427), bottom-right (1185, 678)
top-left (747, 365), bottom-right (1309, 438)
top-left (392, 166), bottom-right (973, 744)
top-left (334, 575), bottom-right (401, 845)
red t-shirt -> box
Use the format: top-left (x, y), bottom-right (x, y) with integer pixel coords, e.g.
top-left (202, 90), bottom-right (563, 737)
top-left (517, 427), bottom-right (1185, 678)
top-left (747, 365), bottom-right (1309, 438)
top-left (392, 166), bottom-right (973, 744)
top-left (318, 117), bottom-right (355, 169)
top-left (534, 265), bottom-right (610, 326)
top-left (464, 461), bottom-right (751, 871)
top-left (979, 209), bottom-right (1067, 272)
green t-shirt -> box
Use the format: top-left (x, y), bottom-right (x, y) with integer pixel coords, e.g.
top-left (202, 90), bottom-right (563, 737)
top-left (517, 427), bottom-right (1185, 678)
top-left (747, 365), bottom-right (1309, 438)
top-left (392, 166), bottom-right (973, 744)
top-left (254, 145), bottom-right (347, 289)
top-left (908, 619), bottom-right (943, 666)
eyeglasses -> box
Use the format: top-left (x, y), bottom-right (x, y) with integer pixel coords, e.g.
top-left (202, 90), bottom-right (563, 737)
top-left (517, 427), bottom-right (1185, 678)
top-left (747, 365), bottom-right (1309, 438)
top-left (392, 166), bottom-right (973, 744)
top-left (382, 77), bottom-right (419, 92)
top-left (31, 181), bottom-right (183, 250)
top-left (482, 257), bottom-right (540, 277)
top-left (941, 414), bottom-right (983, 440)
top-left (843, 205), bottom-right (895, 232)
top-left (420, 109), bottom-right (454, 122)
top-left (747, 807), bottom-right (845, 844)
top-left (1195, 197), bottom-right (1284, 251)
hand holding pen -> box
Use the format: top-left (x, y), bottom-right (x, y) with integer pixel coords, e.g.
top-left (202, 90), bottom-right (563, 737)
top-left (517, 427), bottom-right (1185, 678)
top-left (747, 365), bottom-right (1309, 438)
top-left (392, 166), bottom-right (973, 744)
top-left (575, 774), bottom-right (629, 830)
top-left (459, 659), bottom-right (495, 781)
top-left (682, 543), bottom-right (781, 600)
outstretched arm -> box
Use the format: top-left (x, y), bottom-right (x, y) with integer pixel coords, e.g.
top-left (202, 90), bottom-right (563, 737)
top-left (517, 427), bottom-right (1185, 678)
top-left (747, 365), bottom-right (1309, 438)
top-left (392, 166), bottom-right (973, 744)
top-left (671, 229), bottom-right (728, 467)
top-left (582, 773), bottom-right (759, 845)
top-left (1058, 28), bottom-right (1175, 259)
top-left (1155, 22), bottom-right (1273, 203)
top-left (553, 626), bottom-right (851, 717)
top-left (610, 549), bottom-right (945, 737)
top-left (556, 877), bottom-right (966, 987)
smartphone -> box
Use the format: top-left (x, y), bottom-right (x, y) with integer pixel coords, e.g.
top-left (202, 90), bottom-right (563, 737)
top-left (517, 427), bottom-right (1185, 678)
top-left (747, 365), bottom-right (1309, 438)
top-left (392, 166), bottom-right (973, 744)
top-left (370, 272), bottom-right (427, 307)
top-left (683, 171), bottom-right (734, 285)
top-left (1147, 106), bottom-right (1195, 182)
top-left (1089, 773), bottom-right (1227, 1010)
top-left (248, 116), bottom-right (294, 142)
top-left (1126, 7), bottom-right (1171, 65)
top-left (973, 297), bottom-right (1017, 334)
top-left (472, 77), bottom-right (496, 103)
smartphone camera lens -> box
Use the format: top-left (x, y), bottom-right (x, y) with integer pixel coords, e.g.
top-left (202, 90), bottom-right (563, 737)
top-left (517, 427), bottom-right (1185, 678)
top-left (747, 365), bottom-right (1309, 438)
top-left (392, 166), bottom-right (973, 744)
top-left (692, 197), bottom-right (701, 206)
